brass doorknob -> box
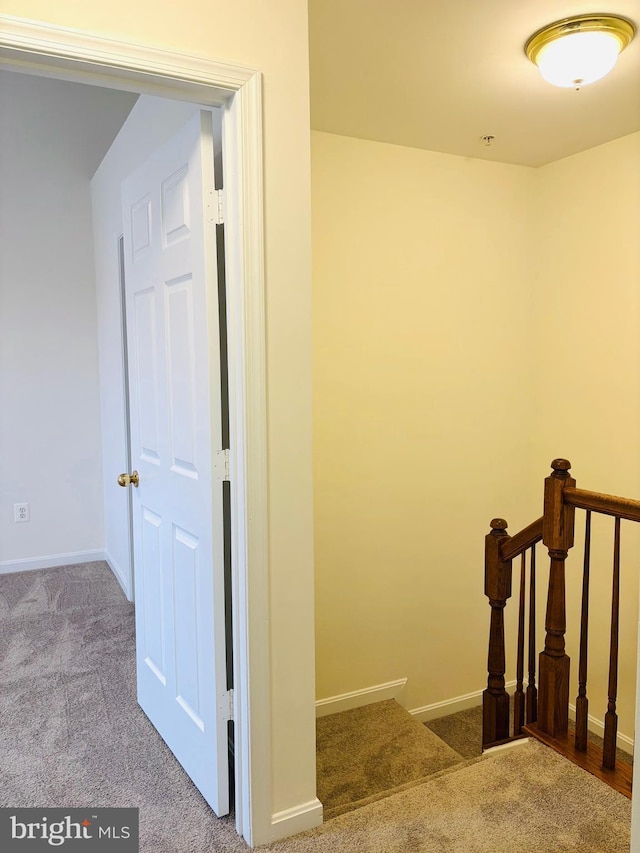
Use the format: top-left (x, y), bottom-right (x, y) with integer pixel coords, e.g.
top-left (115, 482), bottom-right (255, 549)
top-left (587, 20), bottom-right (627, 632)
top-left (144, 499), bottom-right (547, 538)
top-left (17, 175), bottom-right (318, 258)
top-left (117, 470), bottom-right (139, 488)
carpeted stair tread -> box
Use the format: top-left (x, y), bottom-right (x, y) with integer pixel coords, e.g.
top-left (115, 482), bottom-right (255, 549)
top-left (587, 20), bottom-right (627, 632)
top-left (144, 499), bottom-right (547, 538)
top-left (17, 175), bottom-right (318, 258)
top-left (424, 704), bottom-right (484, 758)
top-left (265, 739), bottom-right (631, 852)
top-left (316, 699), bottom-right (465, 818)
top-left (425, 702), bottom-right (634, 766)
top-left (321, 754), bottom-right (483, 821)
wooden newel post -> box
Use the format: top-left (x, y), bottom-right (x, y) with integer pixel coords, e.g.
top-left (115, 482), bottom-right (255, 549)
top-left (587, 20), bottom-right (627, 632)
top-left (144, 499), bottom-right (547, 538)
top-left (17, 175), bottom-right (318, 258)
top-left (483, 518), bottom-right (512, 746)
top-left (538, 458), bottom-right (575, 738)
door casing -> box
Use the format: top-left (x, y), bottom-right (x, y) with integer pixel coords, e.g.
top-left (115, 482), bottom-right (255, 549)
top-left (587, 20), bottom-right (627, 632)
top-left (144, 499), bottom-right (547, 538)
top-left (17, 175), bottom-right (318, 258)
top-left (0, 17), bottom-right (270, 848)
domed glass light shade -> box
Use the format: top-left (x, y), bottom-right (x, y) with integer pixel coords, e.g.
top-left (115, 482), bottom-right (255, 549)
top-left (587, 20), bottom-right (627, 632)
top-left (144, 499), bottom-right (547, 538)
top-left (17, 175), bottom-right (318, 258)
top-left (525, 15), bottom-right (635, 89)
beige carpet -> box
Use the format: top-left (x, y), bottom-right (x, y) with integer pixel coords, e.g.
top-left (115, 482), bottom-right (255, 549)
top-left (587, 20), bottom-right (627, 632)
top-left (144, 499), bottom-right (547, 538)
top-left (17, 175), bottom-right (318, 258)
top-left (1, 564), bottom-right (632, 852)
top-left (263, 740), bottom-right (631, 853)
top-left (425, 704), bottom-right (484, 759)
top-left (0, 563), bottom-right (247, 853)
top-left (316, 700), bottom-right (465, 818)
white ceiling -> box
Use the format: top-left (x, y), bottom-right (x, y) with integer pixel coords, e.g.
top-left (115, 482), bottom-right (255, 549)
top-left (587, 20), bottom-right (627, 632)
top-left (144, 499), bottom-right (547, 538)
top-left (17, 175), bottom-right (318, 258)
top-left (0, 70), bottom-right (138, 177)
top-left (309, 0), bottom-right (640, 166)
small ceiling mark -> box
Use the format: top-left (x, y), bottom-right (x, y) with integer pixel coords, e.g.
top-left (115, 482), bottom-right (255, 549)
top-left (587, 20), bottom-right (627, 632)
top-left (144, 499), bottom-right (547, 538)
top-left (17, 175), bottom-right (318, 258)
top-left (481, 135), bottom-right (495, 147)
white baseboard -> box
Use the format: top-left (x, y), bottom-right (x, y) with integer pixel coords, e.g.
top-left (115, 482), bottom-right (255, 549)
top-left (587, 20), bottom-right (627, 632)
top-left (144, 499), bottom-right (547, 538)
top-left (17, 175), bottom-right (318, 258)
top-left (483, 737), bottom-right (532, 756)
top-left (410, 681), bottom-right (517, 722)
top-left (0, 550), bottom-right (107, 575)
top-left (315, 678), bottom-right (408, 718)
top-left (269, 798), bottom-right (323, 841)
top-left (568, 702), bottom-right (634, 753)
top-left (104, 550), bottom-right (133, 601)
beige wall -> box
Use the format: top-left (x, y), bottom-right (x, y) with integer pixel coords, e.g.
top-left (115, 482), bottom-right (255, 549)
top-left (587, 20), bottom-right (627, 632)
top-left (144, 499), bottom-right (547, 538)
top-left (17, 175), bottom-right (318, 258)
top-left (2, 0), bottom-right (316, 838)
top-left (312, 127), bottom-right (640, 740)
top-left (533, 131), bottom-right (640, 737)
top-left (312, 130), bottom-right (539, 712)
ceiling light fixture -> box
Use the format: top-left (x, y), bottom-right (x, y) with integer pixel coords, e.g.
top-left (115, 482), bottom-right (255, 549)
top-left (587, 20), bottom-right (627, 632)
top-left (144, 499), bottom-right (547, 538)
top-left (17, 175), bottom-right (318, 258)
top-left (525, 14), bottom-right (635, 89)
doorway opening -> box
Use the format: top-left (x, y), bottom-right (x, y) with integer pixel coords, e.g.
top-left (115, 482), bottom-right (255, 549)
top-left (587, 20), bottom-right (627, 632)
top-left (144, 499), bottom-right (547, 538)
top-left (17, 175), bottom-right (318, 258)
top-left (4, 66), bottom-right (235, 825)
top-left (0, 21), bottom-right (270, 846)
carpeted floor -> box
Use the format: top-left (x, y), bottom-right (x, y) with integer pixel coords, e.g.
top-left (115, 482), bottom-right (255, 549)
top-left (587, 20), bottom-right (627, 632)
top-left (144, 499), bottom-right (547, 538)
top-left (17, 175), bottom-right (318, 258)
top-left (266, 740), bottom-right (631, 853)
top-left (0, 562), bottom-right (633, 852)
top-left (316, 700), bottom-right (465, 818)
top-left (0, 562), bottom-right (247, 853)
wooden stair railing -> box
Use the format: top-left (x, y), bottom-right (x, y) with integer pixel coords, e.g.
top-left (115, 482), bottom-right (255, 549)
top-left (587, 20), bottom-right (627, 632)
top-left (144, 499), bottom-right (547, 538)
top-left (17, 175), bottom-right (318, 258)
top-left (483, 459), bottom-right (640, 799)
top-left (483, 516), bottom-right (542, 745)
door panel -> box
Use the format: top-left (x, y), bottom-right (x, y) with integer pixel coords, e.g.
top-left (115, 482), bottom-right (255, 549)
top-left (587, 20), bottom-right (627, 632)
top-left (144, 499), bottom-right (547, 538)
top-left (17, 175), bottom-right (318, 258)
top-left (133, 287), bottom-right (161, 462)
top-left (121, 110), bottom-right (229, 816)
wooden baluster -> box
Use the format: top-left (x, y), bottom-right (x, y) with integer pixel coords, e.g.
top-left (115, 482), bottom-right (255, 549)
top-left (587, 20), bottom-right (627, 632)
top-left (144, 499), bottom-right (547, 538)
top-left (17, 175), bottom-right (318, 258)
top-left (603, 517), bottom-right (622, 769)
top-left (483, 518), bottom-right (513, 746)
top-left (575, 510), bottom-right (592, 752)
top-left (538, 459), bottom-right (575, 738)
top-left (513, 552), bottom-right (526, 735)
top-left (526, 544), bottom-right (537, 724)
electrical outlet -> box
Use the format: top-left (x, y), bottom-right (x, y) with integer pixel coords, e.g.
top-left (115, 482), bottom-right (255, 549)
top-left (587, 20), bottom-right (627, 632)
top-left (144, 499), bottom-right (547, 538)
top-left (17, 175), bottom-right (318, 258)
top-left (14, 502), bottom-right (30, 523)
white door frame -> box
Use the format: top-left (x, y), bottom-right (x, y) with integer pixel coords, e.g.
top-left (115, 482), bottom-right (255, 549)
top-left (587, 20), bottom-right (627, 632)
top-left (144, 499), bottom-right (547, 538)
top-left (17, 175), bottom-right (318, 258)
top-left (0, 15), bottom-right (271, 848)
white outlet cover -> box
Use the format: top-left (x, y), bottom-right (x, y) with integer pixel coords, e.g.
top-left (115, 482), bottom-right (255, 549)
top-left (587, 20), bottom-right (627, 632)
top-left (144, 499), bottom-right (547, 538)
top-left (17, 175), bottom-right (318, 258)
top-left (14, 502), bottom-right (30, 523)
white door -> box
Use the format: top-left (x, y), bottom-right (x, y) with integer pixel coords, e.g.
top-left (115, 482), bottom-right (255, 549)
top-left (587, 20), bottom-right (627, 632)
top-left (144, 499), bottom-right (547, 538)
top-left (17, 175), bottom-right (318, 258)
top-left (121, 110), bottom-right (230, 816)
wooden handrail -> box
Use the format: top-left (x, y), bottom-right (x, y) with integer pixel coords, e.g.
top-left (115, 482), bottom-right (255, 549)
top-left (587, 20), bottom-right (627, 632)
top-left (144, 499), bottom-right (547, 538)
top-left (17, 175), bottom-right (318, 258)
top-left (499, 517), bottom-right (543, 562)
top-left (483, 458), bottom-right (639, 799)
top-left (564, 487), bottom-right (640, 523)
